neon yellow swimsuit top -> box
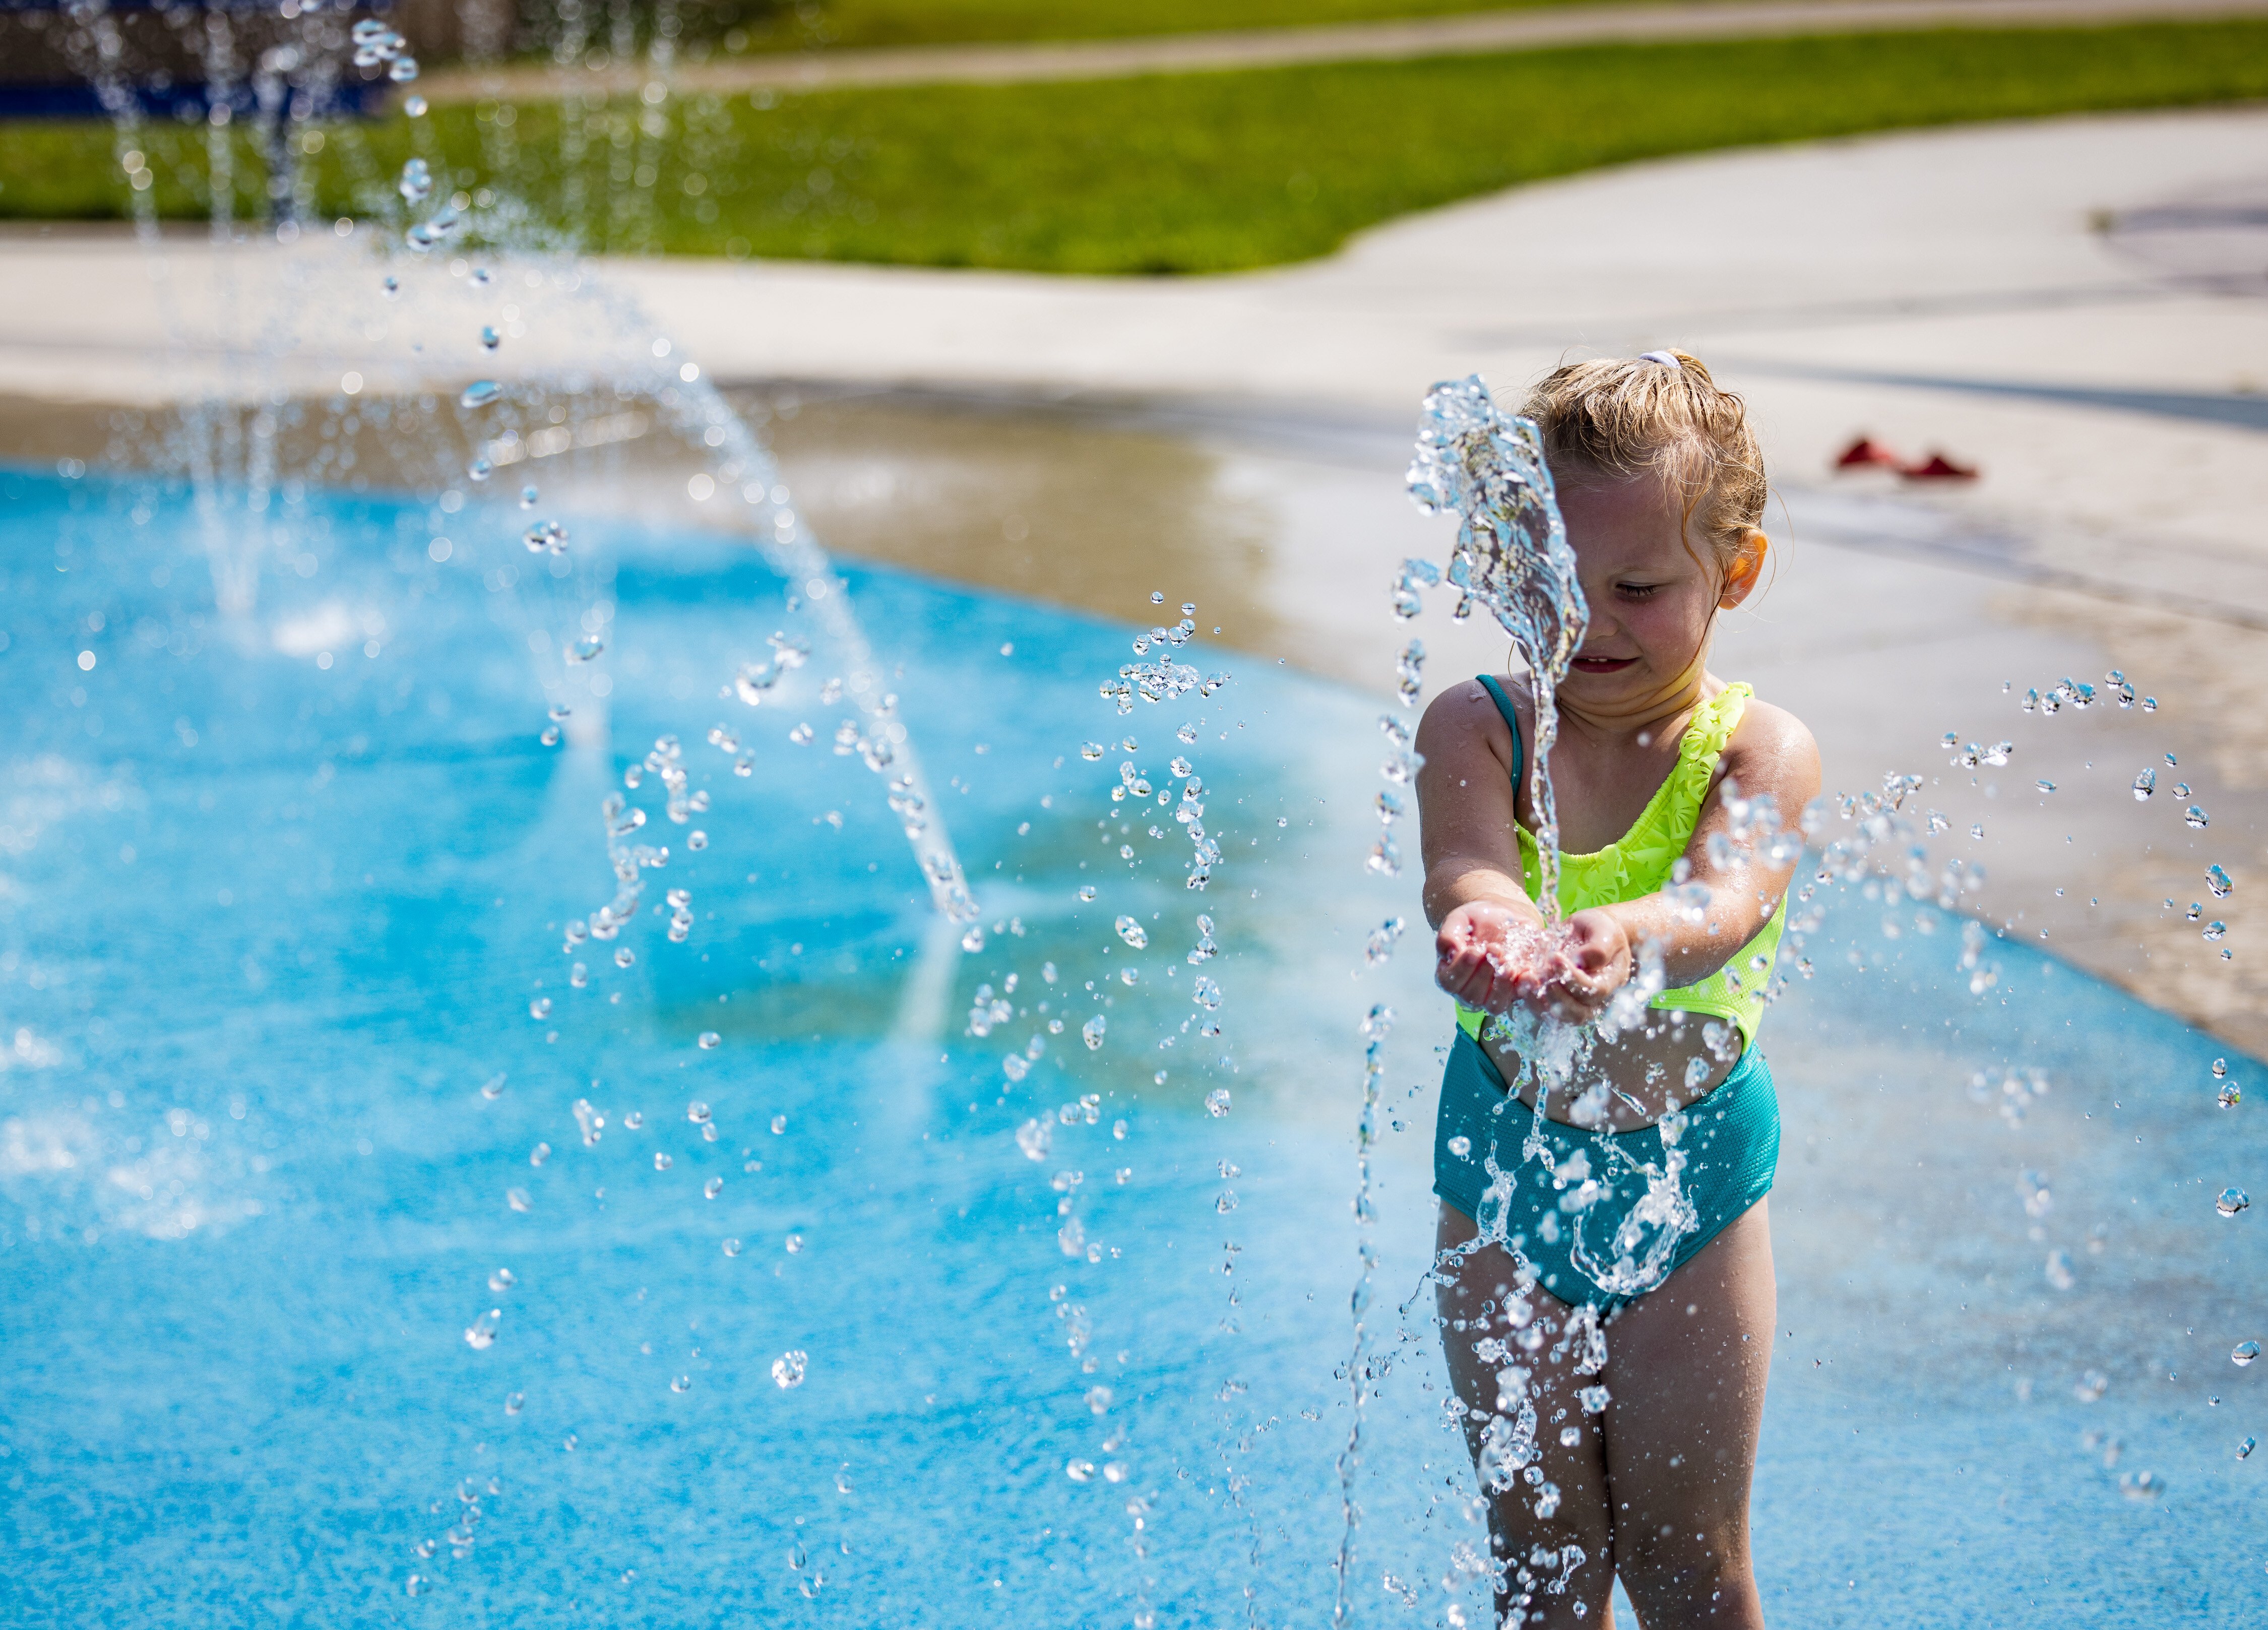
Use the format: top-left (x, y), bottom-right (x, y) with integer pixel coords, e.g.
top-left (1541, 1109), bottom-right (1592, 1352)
top-left (1455, 681), bottom-right (1786, 1051)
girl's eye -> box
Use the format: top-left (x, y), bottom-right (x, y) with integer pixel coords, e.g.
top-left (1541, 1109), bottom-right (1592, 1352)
top-left (1617, 584), bottom-right (1661, 600)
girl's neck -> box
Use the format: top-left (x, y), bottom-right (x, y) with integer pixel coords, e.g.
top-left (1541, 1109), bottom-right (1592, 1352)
top-left (1558, 654), bottom-right (1716, 747)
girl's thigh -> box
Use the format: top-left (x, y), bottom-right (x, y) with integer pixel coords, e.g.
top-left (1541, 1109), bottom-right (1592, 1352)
top-left (1599, 1200), bottom-right (1776, 1609)
top-left (1435, 1205), bottom-right (1619, 1620)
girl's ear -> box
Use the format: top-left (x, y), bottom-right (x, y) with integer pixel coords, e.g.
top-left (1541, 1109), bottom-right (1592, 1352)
top-left (1719, 529), bottom-right (1768, 609)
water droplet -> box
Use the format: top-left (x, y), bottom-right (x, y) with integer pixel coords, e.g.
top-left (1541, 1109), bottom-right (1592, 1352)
top-left (1205, 1088), bottom-right (1232, 1118)
top-left (568, 634), bottom-right (606, 663)
top-left (1363, 916), bottom-right (1406, 967)
top-left (2130, 767), bottom-right (2156, 800)
top-left (505, 1391), bottom-right (524, 1414)
top-left (398, 157), bottom-right (432, 204)
top-left (464, 1309), bottom-right (501, 1350)
top-left (723, 1237), bottom-right (742, 1256)
top-left (2118, 1469), bottom-right (2165, 1500)
top-left (488, 1267), bottom-right (516, 1291)
top-left (1447, 1135), bottom-right (1472, 1158)
top-left (2035, 780), bottom-right (2056, 794)
top-left (522, 519), bottom-right (569, 553)
top-left (2073, 1369), bottom-right (2109, 1402)
top-left (784, 1232), bottom-right (805, 1253)
top-left (2208, 864), bottom-right (2234, 899)
top-left (1191, 975), bottom-right (1222, 1011)
top-left (520, 484), bottom-right (539, 509)
top-left (1114, 915), bottom-right (1148, 950)
top-left (466, 456), bottom-right (492, 483)
top-left (654, 1152), bottom-right (673, 1171)
top-left (2218, 1186), bottom-right (2250, 1216)
top-left (702, 1176), bottom-right (723, 1200)
top-left (615, 948), bottom-right (635, 969)
top-left (2220, 1083), bottom-right (2241, 1109)
top-left (2235, 1341), bottom-right (2261, 1367)
top-left (670, 1373), bottom-right (692, 1393)
top-left (1077, 886), bottom-right (1096, 903)
top-left (1080, 741), bottom-right (1104, 761)
top-left (1080, 1015), bottom-right (1107, 1051)
top-left (771, 1114), bottom-right (788, 1135)
top-left (2241, 1436), bottom-right (2258, 1460)
top-left (771, 1349), bottom-right (808, 1389)
top-left (2187, 806), bottom-right (2210, 830)
top-left (459, 380), bottom-right (502, 409)
top-left (405, 94), bottom-right (428, 116)
top-left (528, 996), bottom-right (552, 1020)
top-left (481, 1072), bottom-right (508, 1100)
top-left (1065, 1458), bottom-right (1095, 1482)
top-left (698, 1030), bottom-right (721, 1049)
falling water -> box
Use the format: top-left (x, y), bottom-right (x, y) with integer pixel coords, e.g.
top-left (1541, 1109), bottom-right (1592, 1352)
top-left (1406, 375), bottom-right (1590, 916)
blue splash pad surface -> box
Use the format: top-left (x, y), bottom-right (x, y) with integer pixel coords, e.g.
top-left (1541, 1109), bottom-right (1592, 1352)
top-left (0, 469), bottom-right (2261, 1626)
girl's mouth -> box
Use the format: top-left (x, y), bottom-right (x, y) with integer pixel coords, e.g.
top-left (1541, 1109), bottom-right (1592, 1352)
top-left (1570, 655), bottom-right (1639, 673)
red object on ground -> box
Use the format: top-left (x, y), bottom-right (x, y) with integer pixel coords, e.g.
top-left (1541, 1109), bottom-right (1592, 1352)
top-left (1900, 452), bottom-right (1979, 481)
top-left (1834, 436), bottom-right (1902, 470)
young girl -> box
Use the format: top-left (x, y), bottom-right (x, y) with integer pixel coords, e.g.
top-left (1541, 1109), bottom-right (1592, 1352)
top-left (1416, 353), bottom-right (1820, 1627)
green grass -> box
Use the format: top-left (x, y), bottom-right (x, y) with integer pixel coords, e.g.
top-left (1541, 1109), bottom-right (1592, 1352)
top-left (725, 0), bottom-right (1597, 52)
top-left (7, 22), bottom-right (2268, 274)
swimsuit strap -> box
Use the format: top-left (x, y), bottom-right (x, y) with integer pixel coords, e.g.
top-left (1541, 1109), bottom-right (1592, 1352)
top-left (1475, 672), bottom-right (1523, 790)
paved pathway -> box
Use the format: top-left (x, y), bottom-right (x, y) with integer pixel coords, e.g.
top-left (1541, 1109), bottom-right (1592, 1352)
top-left (410, 0), bottom-right (2268, 103)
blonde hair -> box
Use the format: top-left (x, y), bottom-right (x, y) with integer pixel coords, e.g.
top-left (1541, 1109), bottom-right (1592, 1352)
top-left (1517, 351), bottom-right (1767, 584)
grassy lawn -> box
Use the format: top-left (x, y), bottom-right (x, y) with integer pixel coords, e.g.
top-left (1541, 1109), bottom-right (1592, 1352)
top-left (723, 0), bottom-right (1605, 52)
top-left (6, 21), bottom-right (2267, 274)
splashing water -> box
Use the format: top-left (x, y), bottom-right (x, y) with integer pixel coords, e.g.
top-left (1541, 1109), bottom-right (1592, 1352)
top-left (1407, 375), bottom-right (1590, 915)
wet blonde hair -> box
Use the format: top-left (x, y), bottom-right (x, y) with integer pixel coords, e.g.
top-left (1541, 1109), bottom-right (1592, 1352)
top-left (1518, 350), bottom-right (1767, 586)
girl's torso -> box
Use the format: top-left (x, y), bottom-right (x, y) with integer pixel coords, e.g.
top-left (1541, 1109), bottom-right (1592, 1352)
top-left (1465, 674), bottom-right (1784, 1131)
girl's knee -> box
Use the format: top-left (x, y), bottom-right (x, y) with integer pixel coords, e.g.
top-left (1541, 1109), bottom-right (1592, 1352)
top-left (1617, 1520), bottom-right (1754, 1621)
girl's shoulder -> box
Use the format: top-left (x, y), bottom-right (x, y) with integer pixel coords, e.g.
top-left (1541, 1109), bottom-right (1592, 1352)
top-left (1415, 673), bottom-right (1527, 766)
top-left (1720, 690), bottom-right (1821, 786)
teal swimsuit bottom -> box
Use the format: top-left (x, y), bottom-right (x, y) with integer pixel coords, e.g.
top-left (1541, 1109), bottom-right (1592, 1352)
top-left (1432, 1031), bottom-right (1780, 1318)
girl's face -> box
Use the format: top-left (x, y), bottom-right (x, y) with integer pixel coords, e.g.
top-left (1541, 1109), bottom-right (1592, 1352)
top-left (1555, 468), bottom-right (1762, 710)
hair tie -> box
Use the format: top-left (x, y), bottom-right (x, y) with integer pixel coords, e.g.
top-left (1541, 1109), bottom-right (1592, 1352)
top-left (1639, 350), bottom-right (1681, 367)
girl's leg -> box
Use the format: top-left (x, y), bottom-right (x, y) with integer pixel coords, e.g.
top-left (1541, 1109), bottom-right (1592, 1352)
top-left (1436, 1204), bottom-right (1619, 1627)
top-left (1599, 1199), bottom-right (1776, 1629)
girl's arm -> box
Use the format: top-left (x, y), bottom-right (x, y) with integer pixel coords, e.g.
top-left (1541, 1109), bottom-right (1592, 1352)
top-left (1555, 699), bottom-right (1822, 1014)
top-left (1414, 682), bottom-right (1563, 1013)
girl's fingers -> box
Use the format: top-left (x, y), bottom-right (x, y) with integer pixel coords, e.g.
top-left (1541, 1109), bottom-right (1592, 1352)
top-left (1438, 956), bottom-right (1491, 1008)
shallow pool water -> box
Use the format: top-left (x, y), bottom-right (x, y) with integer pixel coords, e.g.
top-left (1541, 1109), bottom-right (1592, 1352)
top-left (1, 468), bottom-right (2263, 1626)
